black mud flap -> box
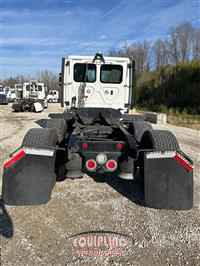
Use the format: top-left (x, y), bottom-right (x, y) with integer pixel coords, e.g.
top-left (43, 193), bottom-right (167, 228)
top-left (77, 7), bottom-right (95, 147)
top-left (2, 148), bottom-right (56, 206)
top-left (144, 151), bottom-right (193, 210)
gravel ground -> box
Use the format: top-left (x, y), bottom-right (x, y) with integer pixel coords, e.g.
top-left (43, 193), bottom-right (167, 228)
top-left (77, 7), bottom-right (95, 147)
top-left (0, 103), bottom-right (200, 266)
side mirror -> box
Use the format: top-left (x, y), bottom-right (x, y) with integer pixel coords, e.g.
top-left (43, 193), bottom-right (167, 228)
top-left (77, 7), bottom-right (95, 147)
top-left (59, 73), bottom-right (62, 86)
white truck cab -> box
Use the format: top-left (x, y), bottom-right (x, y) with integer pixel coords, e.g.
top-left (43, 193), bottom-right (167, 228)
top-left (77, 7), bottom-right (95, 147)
top-left (0, 87), bottom-right (10, 95)
top-left (6, 88), bottom-right (18, 102)
top-left (60, 52), bottom-right (135, 113)
top-left (47, 90), bottom-right (59, 102)
top-left (23, 80), bottom-right (47, 100)
top-left (0, 85), bottom-right (5, 94)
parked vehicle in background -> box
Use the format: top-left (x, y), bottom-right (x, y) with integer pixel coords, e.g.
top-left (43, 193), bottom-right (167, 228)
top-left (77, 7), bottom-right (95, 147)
top-left (0, 86), bottom-right (8, 95)
top-left (15, 84), bottom-right (23, 91)
top-left (47, 90), bottom-right (59, 102)
top-left (0, 94), bottom-right (8, 104)
top-left (6, 88), bottom-right (18, 102)
top-left (4, 87), bottom-right (11, 95)
top-left (0, 86), bottom-right (9, 104)
top-left (12, 80), bottom-right (48, 112)
top-left (22, 80), bottom-right (47, 100)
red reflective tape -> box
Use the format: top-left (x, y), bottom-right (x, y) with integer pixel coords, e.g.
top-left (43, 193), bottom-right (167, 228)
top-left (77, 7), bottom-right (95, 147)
top-left (4, 150), bottom-right (26, 168)
top-left (174, 155), bottom-right (193, 172)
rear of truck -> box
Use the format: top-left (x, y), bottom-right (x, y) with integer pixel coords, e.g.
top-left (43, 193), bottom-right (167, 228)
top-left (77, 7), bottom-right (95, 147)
top-left (2, 106), bottom-right (193, 210)
top-left (2, 53), bottom-right (193, 210)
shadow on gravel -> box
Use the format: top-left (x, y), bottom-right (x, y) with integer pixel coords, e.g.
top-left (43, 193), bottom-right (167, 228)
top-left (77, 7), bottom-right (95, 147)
top-left (0, 198), bottom-right (14, 238)
top-left (90, 172), bottom-right (146, 207)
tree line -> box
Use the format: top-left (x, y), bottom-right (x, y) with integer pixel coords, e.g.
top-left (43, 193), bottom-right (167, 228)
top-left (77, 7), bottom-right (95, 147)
top-left (0, 70), bottom-right (60, 92)
top-left (109, 21), bottom-right (200, 114)
top-left (109, 21), bottom-right (200, 73)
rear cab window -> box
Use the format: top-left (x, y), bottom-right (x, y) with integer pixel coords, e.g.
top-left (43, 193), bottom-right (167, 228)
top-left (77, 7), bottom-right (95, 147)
top-left (74, 63), bottom-right (96, 83)
top-left (38, 85), bottom-right (42, 91)
top-left (26, 85), bottom-right (30, 91)
top-left (100, 64), bottom-right (123, 84)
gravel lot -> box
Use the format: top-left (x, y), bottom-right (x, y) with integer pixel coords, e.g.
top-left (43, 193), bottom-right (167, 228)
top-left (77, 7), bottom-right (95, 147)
top-left (0, 103), bottom-right (200, 266)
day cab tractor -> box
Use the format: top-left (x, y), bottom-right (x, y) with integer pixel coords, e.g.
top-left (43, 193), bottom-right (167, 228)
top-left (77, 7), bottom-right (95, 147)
top-left (12, 80), bottom-right (48, 112)
top-left (47, 90), bottom-right (59, 103)
top-left (2, 53), bottom-right (193, 210)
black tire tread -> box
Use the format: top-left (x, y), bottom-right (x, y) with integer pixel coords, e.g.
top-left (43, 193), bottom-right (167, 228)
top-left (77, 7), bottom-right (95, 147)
top-left (22, 128), bottom-right (58, 148)
top-left (140, 130), bottom-right (180, 151)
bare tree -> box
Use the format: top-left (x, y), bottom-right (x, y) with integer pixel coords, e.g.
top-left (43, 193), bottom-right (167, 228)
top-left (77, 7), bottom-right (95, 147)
top-left (168, 22), bottom-right (193, 64)
top-left (124, 41), bottom-right (151, 74)
top-left (36, 70), bottom-right (59, 92)
top-left (108, 48), bottom-right (126, 57)
top-left (2, 75), bottom-right (28, 87)
top-left (178, 22), bottom-right (193, 62)
top-left (192, 29), bottom-right (200, 60)
top-left (168, 27), bottom-right (181, 64)
top-left (153, 39), bottom-right (169, 69)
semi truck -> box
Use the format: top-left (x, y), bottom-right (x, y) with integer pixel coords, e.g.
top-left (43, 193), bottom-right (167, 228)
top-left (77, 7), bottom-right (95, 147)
top-left (12, 80), bottom-right (48, 112)
top-left (47, 90), bottom-right (59, 102)
top-left (2, 52), bottom-right (193, 210)
top-left (0, 86), bottom-right (8, 104)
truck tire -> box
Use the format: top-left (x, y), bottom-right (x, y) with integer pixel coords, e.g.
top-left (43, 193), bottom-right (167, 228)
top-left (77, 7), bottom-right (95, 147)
top-left (140, 130), bottom-right (180, 150)
top-left (45, 118), bottom-right (67, 143)
top-left (138, 130), bottom-right (180, 186)
top-left (129, 121), bottom-right (153, 142)
top-left (22, 128), bottom-right (58, 148)
top-left (30, 103), bottom-right (35, 112)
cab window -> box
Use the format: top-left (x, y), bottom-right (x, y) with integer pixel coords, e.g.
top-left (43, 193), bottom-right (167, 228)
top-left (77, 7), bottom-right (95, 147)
top-left (100, 65), bottom-right (123, 84)
top-left (38, 85), bottom-right (42, 91)
top-left (74, 63), bottom-right (96, 83)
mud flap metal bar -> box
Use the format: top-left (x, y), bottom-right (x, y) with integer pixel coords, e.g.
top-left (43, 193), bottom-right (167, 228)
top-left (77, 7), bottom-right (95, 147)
top-left (144, 150), bottom-right (193, 210)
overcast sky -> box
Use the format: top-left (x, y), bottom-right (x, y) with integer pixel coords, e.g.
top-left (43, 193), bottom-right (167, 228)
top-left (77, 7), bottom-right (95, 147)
top-left (1, 0), bottom-right (200, 79)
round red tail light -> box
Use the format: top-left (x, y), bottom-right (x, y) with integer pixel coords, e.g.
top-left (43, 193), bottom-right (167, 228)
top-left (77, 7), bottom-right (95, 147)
top-left (86, 159), bottom-right (97, 170)
top-left (106, 160), bottom-right (117, 171)
top-left (116, 143), bottom-right (123, 150)
top-left (82, 143), bottom-right (88, 149)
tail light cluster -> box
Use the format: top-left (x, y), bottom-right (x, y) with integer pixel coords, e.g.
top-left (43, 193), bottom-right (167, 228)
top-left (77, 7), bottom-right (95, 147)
top-left (83, 142), bottom-right (121, 172)
top-left (86, 155), bottom-right (117, 172)
top-left (106, 160), bottom-right (117, 171)
top-left (86, 159), bottom-right (97, 170)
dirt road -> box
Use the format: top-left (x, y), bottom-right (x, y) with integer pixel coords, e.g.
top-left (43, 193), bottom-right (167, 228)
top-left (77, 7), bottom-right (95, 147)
top-left (0, 104), bottom-right (200, 266)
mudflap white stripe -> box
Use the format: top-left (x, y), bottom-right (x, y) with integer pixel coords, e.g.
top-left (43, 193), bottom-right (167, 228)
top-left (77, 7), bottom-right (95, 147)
top-left (146, 151), bottom-right (176, 159)
top-left (23, 147), bottom-right (54, 156)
